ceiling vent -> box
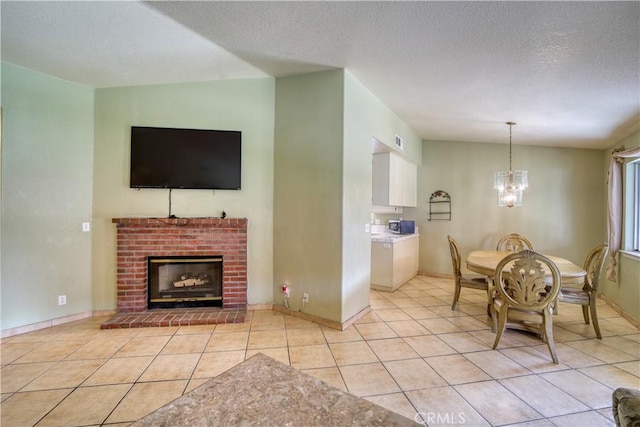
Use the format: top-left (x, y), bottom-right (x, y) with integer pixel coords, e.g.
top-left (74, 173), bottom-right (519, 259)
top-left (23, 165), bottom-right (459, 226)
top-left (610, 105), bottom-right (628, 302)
top-left (394, 135), bottom-right (404, 150)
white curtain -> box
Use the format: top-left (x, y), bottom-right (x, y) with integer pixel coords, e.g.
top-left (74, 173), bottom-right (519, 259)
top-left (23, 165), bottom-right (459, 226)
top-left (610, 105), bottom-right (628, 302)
top-left (606, 146), bottom-right (640, 281)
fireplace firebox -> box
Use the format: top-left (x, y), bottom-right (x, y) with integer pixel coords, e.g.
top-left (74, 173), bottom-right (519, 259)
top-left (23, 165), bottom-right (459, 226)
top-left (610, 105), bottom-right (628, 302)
top-left (148, 256), bottom-right (223, 309)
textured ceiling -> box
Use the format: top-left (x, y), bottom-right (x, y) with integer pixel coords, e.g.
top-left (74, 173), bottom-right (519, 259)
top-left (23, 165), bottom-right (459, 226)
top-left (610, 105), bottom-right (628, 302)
top-left (2, 1), bottom-right (639, 149)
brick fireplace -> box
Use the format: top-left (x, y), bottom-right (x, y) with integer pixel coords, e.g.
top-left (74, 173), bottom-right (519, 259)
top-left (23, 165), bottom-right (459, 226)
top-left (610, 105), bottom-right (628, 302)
top-left (111, 217), bottom-right (247, 313)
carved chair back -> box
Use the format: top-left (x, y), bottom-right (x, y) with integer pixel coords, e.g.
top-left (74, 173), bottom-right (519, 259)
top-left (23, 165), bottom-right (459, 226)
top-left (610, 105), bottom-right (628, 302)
top-left (495, 250), bottom-right (561, 312)
top-left (496, 233), bottom-right (534, 252)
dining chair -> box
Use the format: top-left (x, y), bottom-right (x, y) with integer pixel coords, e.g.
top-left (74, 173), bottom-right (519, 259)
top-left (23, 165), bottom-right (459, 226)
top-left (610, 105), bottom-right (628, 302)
top-left (447, 236), bottom-right (490, 313)
top-left (492, 249), bottom-right (562, 364)
top-left (496, 233), bottom-right (533, 252)
top-left (558, 243), bottom-right (608, 339)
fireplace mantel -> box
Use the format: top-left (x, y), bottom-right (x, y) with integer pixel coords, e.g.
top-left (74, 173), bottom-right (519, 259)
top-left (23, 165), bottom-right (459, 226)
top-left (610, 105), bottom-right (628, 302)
top-left (112, 217), bottom-right (247, 313)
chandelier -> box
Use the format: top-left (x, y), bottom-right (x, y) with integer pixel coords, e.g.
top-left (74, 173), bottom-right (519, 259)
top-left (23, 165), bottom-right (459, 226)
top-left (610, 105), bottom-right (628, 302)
top-left (493, 122), bottom-right (528, 207)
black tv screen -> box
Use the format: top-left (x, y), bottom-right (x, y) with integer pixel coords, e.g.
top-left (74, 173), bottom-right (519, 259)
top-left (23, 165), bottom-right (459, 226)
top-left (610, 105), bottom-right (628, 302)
top-left (130, 126), bottom-right (241, 190)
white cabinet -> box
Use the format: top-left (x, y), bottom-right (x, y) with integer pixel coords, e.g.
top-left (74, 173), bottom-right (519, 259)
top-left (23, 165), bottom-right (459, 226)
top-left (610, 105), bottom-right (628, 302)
top-left (371, 234), bottom-right (419, 292)
top-left (372, 205), bottom-right (403, 214)
top-left (372, 152), bottom-right (417, 207)
top-left (401, 163), bottom-right (418, 207)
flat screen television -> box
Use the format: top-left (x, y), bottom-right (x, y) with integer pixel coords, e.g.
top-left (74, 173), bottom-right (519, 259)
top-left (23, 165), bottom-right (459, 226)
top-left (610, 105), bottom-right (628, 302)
top-left (130, 126), bottom-right (241, 190)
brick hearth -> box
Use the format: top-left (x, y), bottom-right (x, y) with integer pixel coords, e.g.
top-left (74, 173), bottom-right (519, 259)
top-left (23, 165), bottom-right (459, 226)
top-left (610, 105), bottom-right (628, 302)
top-left (110, 217), bottom-right (247, 315)
top-left (100, 307), bottom-right (246, 329)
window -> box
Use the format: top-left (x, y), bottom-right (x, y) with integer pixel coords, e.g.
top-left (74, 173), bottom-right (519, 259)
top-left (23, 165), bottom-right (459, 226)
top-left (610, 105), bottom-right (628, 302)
top-left (630, 160), bottom-right (640, 252)
top-left (607, 147), bottom-right (640, 278)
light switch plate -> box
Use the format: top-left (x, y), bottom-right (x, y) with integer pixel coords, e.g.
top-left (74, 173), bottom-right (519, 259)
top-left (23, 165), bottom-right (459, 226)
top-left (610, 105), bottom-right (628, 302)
top-left (365, 224), bottom-right (371, 233)
top-left (82, 222), bottom-right (90, 232)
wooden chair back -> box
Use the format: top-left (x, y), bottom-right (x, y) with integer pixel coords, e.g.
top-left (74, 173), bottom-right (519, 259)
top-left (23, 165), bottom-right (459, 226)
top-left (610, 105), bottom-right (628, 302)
top-left (583, 244), bottom-right (608, 292)
top-left (496, 233), bottom-right (533, 252)
top-left (495, 249), bottom-right (561, 311)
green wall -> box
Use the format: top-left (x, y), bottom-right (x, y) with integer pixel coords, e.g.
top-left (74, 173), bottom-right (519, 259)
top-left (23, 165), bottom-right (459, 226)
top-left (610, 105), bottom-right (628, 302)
top-left (1, 64), bottom-right (422, 331)
top-left (342, 72), bottom-right (421, 321)
top-left (273, 70), bottom-right (422, 324)
top-left (273, 71), bottom-right (345, 322)
top-left (404, 134), bottom-right (638, 324)
top-left (409, 139), bottom-right (606, 281)
top-left (92, 79), bottom-right (275, 310)
top-left (3, 59), bottom-right (635, 331)
top-left (1, 62), bottom-right (94, 330)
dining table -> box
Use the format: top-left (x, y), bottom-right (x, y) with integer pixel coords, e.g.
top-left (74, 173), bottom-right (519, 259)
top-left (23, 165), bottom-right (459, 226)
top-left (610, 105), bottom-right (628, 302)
top-left (466, 250), bottom-right (587, 322)
top-left (466, 250), bottom-right (586, 286)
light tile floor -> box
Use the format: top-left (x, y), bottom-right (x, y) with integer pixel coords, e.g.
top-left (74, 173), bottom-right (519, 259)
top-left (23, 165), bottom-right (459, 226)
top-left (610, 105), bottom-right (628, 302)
top-left (1, 275), bottom-right (638, 426)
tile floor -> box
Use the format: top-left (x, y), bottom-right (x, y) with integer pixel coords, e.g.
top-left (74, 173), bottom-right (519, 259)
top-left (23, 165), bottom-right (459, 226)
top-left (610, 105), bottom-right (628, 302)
top-left (1, 275), bottom-right (638, 426)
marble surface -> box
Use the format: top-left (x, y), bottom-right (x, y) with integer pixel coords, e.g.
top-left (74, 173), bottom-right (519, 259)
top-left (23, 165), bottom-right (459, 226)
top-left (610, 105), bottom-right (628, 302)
top-left (132, 353), bottom-right (420, 426)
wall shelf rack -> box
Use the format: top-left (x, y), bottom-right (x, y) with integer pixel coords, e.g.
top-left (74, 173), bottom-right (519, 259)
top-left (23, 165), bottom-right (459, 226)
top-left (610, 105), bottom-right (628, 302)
top-left (428, 190), bottom-right (451, 221)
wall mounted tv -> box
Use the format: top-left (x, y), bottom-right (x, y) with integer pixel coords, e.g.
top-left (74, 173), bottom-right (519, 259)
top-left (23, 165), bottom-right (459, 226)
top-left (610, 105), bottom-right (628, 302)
top-left (130, 126), bottom-right (241, 190)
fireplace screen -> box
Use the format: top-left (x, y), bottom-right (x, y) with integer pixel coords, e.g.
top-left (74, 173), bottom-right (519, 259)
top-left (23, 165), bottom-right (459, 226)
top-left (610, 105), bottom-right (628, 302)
top-left (148, 256), bottom-right (222, 309)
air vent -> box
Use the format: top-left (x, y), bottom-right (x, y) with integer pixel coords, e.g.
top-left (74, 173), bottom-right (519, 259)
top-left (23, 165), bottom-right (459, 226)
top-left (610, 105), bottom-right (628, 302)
top-left (395, 135), bottom-right (404, 150)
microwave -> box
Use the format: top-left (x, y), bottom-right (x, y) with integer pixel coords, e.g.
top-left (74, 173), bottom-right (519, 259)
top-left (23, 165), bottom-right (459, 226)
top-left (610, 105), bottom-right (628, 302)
top-left (389, 220), bottom-right (415, 235)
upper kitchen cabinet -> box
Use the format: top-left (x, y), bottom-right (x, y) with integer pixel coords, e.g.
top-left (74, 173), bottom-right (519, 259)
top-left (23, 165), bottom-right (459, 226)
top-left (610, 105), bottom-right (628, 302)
top-left (372, 152), bottom-right (417, 207)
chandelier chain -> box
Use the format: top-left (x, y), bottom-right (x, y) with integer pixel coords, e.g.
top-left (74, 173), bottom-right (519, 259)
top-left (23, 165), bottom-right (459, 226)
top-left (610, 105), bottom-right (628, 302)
top-left (509, 122), bottom-right (513, 171)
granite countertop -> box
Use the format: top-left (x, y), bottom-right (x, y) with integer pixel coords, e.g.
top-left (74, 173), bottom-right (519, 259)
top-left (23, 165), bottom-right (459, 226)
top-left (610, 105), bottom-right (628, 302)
top-left (371, 233), bottom-right (419, 243)
top-left (132, 353), bottom-right (420, 426)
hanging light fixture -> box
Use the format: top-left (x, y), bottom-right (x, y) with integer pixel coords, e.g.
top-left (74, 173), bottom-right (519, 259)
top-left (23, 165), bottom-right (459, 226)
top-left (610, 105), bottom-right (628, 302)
top-left (493, 122), bottom-right (528, 207)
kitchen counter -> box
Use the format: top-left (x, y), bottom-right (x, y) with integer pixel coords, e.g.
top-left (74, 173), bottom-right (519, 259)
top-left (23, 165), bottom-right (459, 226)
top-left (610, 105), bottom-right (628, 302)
top-left (371, 234), bottom-right (419, 292)
top-left (371, 232), bottom-right (419, 243)
top-left (132, 353), bottom-right (419, 426)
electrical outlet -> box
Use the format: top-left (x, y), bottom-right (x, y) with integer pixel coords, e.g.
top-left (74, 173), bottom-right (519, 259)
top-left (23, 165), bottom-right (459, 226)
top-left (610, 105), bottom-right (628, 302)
top-left (302, 293), bottom-right (309, 303)
top-left (58, 295), bottom-right (67, 305)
